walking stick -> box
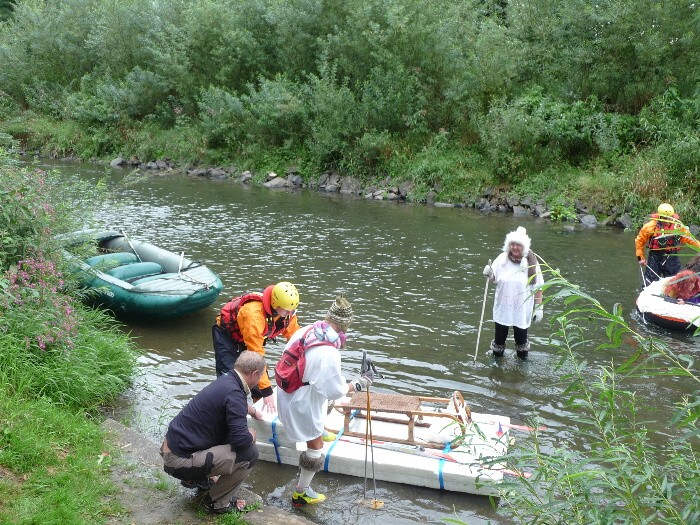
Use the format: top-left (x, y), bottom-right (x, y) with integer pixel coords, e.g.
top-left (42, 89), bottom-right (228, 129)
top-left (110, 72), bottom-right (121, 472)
top-left (474, 259), bottom-right (492, 362)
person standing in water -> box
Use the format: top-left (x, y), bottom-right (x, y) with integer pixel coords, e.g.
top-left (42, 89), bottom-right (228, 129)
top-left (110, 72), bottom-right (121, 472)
top-left (483, 226), bottom-right (544, 359)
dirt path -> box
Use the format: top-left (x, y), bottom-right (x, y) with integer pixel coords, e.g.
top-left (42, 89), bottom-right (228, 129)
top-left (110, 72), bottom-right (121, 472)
top-left (101, 418), bottom-right (314, 525)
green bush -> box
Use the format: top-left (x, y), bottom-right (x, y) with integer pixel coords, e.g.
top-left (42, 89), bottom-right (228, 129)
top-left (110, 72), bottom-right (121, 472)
top-left (198, 86), bottom-right (245, 149)
top-left (302, 60), bottom-right (363, 168)
top-left (637, 88), bottom-right (700, 142)
top-left (339, 130), bottom-right (395, 178)
top-left (656, 134), bottom-right (700, 187)
top-left (21, 82), bottom-right (70, 119)
top-left (180, 0), bottom-right (269, 98)
top-left (635, 89), bottom-right (700, 188)
top-left (360, 62), bottom-right (427, 134)
top-left (0, 153), bottom-right (136, 409)
top-left (477, 89), bottom-right (635, 182)
top-left (67, 68), bottom-right (172, 125)
top-left (238, 74), bottom-right (308, 147)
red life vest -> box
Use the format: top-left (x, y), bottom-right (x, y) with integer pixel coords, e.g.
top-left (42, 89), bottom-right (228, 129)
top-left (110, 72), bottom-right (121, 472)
top-left (275, 326), bottom-right (327, 393)
top-left (218, 286), bottom-right (292, 344)
top-left (648, 213), bottom-right (682, 252)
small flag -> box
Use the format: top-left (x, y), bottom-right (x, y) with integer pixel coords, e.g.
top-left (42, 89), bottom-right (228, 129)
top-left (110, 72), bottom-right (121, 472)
top-left (496, 422), bottom-right (504, 438)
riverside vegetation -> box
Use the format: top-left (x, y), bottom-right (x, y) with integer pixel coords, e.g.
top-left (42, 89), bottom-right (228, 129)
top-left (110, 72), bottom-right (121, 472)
top-left (2, 155), bottom-right (700, 525)
top-left (1, 0), bottom-right (700, 224)
top-left (0, 151), bottom-right (140, 523)
top-left (479, 267), bottom-right (700, 525)
top-left (1, 0), bottom-right (700, 522)
top-left (1, 154), bottom-right (251, 525)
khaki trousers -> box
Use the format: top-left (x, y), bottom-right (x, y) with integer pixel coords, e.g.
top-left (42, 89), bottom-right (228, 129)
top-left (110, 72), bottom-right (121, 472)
top-left (161, 440), bottom-right (254, 510)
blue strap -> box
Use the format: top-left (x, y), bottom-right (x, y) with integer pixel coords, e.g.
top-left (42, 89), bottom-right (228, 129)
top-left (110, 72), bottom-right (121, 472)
top-left (438, 442), bottom-right (452, 490)
top-left (324, 409), bottom-right (359, 471)
top-left (269, 416), bottom-right (282, 464)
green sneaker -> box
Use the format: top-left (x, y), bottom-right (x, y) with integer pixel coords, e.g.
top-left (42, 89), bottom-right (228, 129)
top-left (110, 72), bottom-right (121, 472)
top-left (291, 486), bottom-right (326, 507)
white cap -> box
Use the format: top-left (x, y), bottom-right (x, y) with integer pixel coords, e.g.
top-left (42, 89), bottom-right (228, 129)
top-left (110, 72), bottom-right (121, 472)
top-left (503, 226), bottom-right (531, 257)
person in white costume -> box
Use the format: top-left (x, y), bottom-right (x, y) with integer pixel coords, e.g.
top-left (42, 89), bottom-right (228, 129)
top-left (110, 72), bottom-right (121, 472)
top-left (276, 295), bottom-right (372, 508)
top-left (482, 226), bottom-right (544, 359)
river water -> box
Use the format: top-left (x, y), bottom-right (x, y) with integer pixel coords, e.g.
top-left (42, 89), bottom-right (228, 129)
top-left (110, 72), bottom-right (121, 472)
top-left (40, 159), bottom-right (700, 524)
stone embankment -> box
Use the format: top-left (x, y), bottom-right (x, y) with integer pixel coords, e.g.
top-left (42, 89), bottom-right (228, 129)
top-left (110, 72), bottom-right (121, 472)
top-left (105, 155), bottom-right (698, 233)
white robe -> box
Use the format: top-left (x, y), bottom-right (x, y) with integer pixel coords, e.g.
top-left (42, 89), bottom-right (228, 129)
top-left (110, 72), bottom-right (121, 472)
top-left (276, 326), bottom-right (349, 443)
top-left (491, 252), bottom-right (544, 329)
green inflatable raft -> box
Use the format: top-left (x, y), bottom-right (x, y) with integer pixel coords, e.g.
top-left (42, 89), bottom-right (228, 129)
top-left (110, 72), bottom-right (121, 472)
top-left (62, 230), bottom-right (223, 319)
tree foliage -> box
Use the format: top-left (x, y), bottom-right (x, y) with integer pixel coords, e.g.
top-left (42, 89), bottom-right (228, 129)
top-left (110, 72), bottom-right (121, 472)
top-left (1, 0), bottom-right (700, 211)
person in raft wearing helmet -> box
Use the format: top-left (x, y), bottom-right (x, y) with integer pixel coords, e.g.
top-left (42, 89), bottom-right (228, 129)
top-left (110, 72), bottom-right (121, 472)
top-left (483, 226), bottom-right (544, 359)
top-left (635, 203), bottom-right (700, 286)
top-left (276, 295), bottom-right (373, 508)
top-left (213, 281), bottom-right (301, 413)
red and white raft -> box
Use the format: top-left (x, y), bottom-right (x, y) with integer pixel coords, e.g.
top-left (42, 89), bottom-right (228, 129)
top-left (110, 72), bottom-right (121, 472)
top-left (249, 390), bottom-right (519, 496)
top-left (636, 278), bottom-right (700, 332)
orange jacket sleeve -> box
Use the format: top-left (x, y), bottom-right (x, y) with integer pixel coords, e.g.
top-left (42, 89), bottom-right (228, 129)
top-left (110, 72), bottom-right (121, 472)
top-left (635, 220), bottom-right (656, 259)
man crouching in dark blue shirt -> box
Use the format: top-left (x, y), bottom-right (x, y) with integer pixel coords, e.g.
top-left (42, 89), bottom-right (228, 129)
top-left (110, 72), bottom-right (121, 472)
top-left (160, 350), bottom-right (266, 514)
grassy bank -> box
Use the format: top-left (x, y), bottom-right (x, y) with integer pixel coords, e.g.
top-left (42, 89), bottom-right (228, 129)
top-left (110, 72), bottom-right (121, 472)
top-left (0, 152), bottom-right (139, 524)
top-left (0, 384), bottom-right (120, 523)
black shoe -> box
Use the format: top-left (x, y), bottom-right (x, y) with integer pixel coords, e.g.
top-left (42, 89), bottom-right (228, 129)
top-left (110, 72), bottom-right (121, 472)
top-left (181, 478), bottom-right (212, 491)
top-left (201, 495), bottom-right (243, 514)
top-left (515, 342), bottom-right (530, 360)
top-left (490, 340), bottom-right (505, 358)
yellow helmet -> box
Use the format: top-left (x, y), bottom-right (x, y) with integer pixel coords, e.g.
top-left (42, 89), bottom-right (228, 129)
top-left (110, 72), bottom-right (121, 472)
top-left (658, 203), bottom-right (675, 216)
top-left (270, 281), bottom-right (299, 311)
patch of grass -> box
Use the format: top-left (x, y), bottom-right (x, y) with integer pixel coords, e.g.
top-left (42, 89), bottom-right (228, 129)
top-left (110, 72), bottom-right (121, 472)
top-left (0, 113), bottom-right (85, 158)
top-left (0, 304), bottom-right (138, 411)
top-left (0, 387), bottom-right (116, 524)
top-left (121, 121), bottom-right (209, 164)
top-left (392, 138), bottom-right (488, 203)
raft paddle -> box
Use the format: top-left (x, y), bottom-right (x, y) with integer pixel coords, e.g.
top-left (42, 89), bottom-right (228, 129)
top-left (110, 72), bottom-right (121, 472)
top-left (120, 229), bottom-right (143, 262)
top-left (474, 259), bottom-right (492, 361)
top-left (651, 293), bottom-right (700, 307)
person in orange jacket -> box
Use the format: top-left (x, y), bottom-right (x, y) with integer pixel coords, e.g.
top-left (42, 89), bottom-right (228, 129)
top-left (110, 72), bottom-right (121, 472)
top-left (635, 203), bottom-right (700, 285)
top-left (213, 281), bottom-right (301, 413)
